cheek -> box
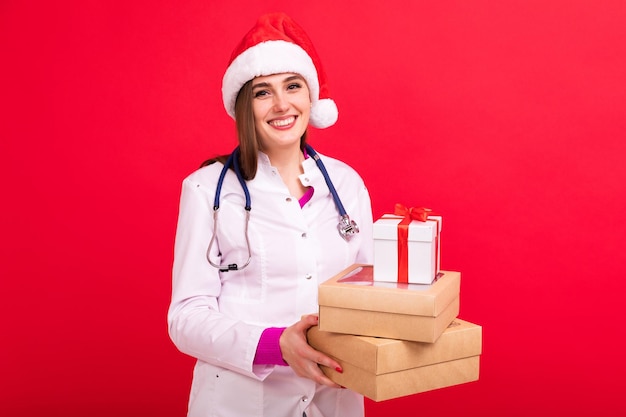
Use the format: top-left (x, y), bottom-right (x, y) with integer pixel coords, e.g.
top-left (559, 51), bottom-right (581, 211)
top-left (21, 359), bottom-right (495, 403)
top-left (251, 101), bottom-right (263, 118)
top-left (297, 95), bottom-right (312, 116)
top-left (252, 102), bottom-right (268, 125)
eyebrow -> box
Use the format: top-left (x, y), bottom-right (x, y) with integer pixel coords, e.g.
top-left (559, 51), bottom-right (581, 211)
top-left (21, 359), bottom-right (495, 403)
top-left (252, 75), bottom-right (305, 90)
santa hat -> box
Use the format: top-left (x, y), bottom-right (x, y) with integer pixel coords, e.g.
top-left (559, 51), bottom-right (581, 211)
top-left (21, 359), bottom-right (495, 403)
top-left (222, 12), bottom-right (338, 129)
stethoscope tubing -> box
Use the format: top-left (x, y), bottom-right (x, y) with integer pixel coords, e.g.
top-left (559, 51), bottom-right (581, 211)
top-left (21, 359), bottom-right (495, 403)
top-left (207, 145), bottom-right (357, 271)
top-left (213, 148), bottom-right (250, 211)
top-left (304, 144), bottom-right (348, 218)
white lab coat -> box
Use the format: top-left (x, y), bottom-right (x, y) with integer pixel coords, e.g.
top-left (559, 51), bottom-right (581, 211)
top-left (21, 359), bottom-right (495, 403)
top-left (168, 150), bottom-right (374, 417)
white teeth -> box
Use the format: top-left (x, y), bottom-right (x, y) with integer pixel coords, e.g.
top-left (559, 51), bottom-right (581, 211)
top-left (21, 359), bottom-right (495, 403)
top-left (270, 117), bottom-right (295, 127)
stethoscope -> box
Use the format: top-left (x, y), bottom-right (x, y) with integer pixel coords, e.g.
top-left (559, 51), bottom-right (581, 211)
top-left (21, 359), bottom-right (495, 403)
top-left (207, 144), bottom-right (359, 272)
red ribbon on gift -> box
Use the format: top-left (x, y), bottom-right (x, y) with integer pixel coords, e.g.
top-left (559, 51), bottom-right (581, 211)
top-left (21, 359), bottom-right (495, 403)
top-left (393, 204), bottom-right (435, 284)
top-left (394, 203), bottom-right (433, 222)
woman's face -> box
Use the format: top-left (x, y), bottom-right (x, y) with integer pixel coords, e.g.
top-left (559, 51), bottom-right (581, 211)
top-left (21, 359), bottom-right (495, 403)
top-left (251, 73), bottom-right (310, 153)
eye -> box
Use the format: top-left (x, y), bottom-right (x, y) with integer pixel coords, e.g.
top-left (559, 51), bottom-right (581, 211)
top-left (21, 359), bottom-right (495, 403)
top-left (254, 89), bottom-right (269, 98)
top-left (287, 82), bottom-right (302, 90)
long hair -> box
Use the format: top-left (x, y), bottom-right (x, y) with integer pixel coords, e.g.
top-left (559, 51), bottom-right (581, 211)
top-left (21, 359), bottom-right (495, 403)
top-left (234, 80), bottom-right (259, 180)
top-left (201, 79), bottom-right (309, 180)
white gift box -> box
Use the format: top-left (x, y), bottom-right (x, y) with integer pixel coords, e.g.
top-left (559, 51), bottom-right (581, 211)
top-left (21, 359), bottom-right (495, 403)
top-left (373, 214), bottom-right (442, 284)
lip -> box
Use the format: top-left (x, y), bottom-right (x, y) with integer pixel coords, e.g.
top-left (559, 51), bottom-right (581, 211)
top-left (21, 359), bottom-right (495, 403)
top-left (268, 115), bottom-right (297, 129)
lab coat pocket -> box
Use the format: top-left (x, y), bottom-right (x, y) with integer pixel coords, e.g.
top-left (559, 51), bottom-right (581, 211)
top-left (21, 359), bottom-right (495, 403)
top-left (189, 361), bottom-right (263, 417)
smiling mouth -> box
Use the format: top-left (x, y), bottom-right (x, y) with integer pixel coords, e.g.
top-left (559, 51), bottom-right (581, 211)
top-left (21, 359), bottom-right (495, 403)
top-left (269, 116), bottom-right (296, 127)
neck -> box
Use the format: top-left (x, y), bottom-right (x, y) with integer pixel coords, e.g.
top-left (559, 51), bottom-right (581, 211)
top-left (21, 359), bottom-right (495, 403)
top-left (264, 144), bottom-right (304, 171)
top-left (263, 144), bottom-right (307, 198)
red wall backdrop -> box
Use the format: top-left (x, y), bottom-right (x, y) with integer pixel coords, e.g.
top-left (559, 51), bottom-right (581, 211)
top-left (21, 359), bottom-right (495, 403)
top-left (2, 1), bottom-right (625, 415)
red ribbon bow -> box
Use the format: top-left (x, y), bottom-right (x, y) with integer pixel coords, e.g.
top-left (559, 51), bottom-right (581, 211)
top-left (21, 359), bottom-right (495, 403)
top-left (394, 203), bottom-right (433, 222)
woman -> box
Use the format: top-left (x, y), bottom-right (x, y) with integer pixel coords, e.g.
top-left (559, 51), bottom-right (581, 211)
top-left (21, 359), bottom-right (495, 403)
top-left (168, 12), bottom-right (373, 417)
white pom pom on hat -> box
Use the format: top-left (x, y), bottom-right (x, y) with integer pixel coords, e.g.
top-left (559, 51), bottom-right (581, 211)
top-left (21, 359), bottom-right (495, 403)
top-left (222, 12), bottom-right (338, 129)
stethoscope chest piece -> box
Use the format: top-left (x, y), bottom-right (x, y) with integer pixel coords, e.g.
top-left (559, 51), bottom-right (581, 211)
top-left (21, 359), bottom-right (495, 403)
top-left (337, 215), bottom-right (359, 241)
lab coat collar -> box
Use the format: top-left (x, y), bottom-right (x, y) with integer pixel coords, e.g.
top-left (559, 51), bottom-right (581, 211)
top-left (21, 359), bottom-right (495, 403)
top-left (256, 150), bottom-right (325, 190)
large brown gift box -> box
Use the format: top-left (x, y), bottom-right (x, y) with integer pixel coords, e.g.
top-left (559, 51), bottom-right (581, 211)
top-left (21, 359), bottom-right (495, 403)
top-left (308, 318), bottom-right (482, 402)
top-left (318, 264), bottom-right (460, 342)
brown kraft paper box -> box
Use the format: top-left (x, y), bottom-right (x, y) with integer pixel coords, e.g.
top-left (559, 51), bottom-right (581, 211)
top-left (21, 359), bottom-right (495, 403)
top-left (318, 264), bottom-right (460, 343)
top-left (308, 318), bottom-right (482, 402)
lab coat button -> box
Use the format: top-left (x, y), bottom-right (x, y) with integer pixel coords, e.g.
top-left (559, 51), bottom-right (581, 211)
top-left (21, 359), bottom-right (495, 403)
top-left (301, 396), bottom-right (308, 402)
top-left (301, 233), bottom-right (307, 238)
top-left (286, 197), bottom-right (292, 202)
top-left (305, 273), bottom-right (312, 280)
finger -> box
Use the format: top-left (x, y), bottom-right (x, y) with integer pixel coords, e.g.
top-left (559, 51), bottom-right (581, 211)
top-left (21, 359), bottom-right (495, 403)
top-left (300, 358), bottom-right (341, 388)
top-left (316, 372), bottom-right (342, 389)
top-left (311, 363), bottom-right (342, 388)
top-left (299, 314), bottom-right (319, 327)
top-left (308, 349), bottom-right (343, 376)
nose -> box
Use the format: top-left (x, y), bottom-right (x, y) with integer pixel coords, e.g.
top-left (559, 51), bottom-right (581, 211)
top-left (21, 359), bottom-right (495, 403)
top-left (272, 91), bottom-right (289, 112)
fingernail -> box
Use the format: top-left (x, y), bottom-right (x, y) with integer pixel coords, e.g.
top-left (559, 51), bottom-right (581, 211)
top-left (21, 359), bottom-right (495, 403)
top-left (335, 366), bottom-right (343, 373)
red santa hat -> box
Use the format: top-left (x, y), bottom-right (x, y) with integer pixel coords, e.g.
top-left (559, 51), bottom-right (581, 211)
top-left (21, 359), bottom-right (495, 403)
top-left (222, 12), bottom-right (338, 129)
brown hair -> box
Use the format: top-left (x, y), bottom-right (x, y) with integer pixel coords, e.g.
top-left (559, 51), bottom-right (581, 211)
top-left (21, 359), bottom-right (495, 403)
top-left (201, 79), bottom-right (308, 180)
top-left (233, 80), bottom-right (259, 180)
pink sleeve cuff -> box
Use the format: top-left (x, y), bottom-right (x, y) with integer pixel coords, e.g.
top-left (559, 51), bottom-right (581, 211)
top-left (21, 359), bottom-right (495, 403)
top-left (254, 327), bottom-right (288, 366)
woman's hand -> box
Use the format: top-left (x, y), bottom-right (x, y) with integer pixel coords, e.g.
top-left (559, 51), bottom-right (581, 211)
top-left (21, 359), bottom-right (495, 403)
top-left (279, 314), bottom-right (343, 388)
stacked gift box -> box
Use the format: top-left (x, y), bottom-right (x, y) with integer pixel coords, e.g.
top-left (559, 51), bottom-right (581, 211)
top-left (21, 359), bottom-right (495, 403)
top-left (308, 207), bottom-right (482, 402)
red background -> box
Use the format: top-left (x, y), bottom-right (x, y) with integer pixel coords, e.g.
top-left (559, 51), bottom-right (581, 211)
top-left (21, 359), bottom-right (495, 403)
top-left (2, 1), bottom-right (625, 415)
